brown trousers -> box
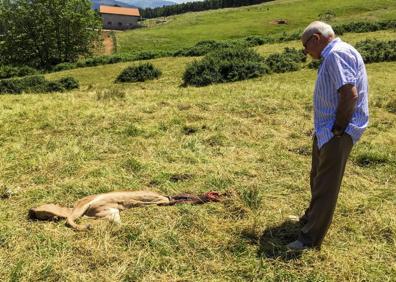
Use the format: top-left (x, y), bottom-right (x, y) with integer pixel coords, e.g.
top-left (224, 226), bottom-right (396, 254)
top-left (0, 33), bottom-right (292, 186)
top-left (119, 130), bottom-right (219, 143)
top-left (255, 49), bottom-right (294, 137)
top-left (298, 134), bottom-right (353, 248)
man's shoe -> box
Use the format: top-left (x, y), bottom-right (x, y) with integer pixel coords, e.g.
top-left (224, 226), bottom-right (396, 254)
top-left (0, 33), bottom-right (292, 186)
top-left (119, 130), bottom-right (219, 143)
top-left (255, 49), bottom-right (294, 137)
top-left (287, 215), bottom-right (308, 226)
top-left (286, 240), bottom-right (308, 251)
top-left (287, 215), bottom-right (300, 222)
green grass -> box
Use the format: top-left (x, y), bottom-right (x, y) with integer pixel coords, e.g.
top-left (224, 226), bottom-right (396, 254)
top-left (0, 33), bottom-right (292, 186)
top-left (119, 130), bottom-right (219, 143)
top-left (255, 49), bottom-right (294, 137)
top-left (117, 0), bottom-right (396, 53)
top-left (1, 3), bottom-right (396, 280)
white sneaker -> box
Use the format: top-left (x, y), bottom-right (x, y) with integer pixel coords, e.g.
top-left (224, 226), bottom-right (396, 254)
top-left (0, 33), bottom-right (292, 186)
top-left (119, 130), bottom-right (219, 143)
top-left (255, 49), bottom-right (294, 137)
top-left (287, 215), bottom-right (300, 222)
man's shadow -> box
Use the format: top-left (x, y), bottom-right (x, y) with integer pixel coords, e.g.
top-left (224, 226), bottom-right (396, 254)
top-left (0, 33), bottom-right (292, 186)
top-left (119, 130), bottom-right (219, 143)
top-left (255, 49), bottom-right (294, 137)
top-left (257, 220), bottom-right (303, 260)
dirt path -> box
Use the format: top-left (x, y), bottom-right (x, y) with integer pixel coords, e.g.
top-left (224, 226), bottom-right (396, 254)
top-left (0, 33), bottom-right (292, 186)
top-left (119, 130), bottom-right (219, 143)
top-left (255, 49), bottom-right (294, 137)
top-left (102, 31), bottom-right (114, 55)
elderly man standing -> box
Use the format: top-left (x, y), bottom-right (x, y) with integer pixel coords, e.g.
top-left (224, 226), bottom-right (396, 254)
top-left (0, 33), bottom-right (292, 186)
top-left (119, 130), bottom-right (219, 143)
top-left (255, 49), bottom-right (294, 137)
top-left (287, 21), bottom-right (369, 250)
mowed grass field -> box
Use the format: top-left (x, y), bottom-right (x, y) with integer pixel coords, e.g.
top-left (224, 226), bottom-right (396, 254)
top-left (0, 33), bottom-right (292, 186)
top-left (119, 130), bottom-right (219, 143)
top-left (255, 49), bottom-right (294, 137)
top-left (116, 0), bottom-right (396, 53)
top-left (0, 26), bottom-right (395, 280)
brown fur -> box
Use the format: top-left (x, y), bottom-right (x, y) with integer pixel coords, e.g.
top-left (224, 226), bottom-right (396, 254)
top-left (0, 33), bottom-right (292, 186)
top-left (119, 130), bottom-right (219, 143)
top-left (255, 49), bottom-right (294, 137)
top-left (29, 190), bottom-right (221, 231)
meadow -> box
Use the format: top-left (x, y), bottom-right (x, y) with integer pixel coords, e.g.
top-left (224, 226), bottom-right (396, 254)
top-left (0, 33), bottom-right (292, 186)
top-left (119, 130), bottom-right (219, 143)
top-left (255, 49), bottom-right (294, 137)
top-left (0, 0), bottom-right (395, 281)
top-left (117, 0), bottom-right (396, 53)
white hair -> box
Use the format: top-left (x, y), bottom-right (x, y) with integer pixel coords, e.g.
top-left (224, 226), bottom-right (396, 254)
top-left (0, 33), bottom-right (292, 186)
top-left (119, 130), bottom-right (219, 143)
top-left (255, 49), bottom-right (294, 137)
top-left (302, 21), bottom-right (335, 40)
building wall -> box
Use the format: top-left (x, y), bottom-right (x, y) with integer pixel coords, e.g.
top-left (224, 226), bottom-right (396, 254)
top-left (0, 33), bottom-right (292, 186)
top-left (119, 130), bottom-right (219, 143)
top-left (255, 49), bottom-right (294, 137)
top-left (102, 14), bottom-right (139, 30)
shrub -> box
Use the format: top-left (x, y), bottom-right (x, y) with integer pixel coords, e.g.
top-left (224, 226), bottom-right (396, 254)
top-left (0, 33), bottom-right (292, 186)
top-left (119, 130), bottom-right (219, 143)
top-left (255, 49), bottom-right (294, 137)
top-left (308, 59), bottom-right (323, 69)
top-left (334, 20), bottom-right (396, 35)
top-left (0, 75), bottom-right (46, 94)
top-left (15, 66), bottom-right (39, 77)
top-left (265, 53), bottom-right (299, 73)
top-left (183, 57), bottom-right (222, 86)
top-left (277, 31), bottom-right (301, 42)
top-left (174, 40), bottom-right (245, 57)
top-left (52, 62), bottom-right (77, 72)
top-left (57, 77), bottom-right (79, 90)
top-left (0, 78), bottom-right (23, 94)
top-left (77, 57), bottom-right (101, 67)
top-left (134, 50), bottom-right (171, 60)
top-left (18, 75), bottom-right (48, 92)
top-left (174, 40), bottom-right (220, 57)
top-left (245, 36), bottom-right (272, 47)
top-left (42, 20), bottom-right (396, 74)
top-left (307, 40), bottom-right (396, 69)
top-left (115, 63), bottom-right (161, 83)
top-left (107, 55), bottom-right (125, 64)
top-left (0, 65), bottom-right (38, 79)
top-left (46, 81), bottom-right (65, 92)
top-left (355, 40), bottom-right (396, 63)
top-left (0, 75), bottom-right (79, 94)
top-left (283, 48), bottom-right (307, 63)
top-left (265, 48), bottom-right (304, 73)
top-left (183, 47), bottom-right (269, 86)
top-left (134, 51), bottom-right (158, 60)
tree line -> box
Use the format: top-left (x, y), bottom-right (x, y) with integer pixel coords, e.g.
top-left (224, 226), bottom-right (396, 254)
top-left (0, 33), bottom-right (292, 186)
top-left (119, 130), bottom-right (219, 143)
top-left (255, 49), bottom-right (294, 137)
top-left (0, 0), bottom-right (102, 69)
top-left (140, 0), bottom-right (274, 19)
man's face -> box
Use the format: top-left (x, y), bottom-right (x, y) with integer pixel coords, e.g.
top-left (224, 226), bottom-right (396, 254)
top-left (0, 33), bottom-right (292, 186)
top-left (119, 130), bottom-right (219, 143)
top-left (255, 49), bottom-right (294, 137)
top-left (302, 33), bottom-right (321, 60)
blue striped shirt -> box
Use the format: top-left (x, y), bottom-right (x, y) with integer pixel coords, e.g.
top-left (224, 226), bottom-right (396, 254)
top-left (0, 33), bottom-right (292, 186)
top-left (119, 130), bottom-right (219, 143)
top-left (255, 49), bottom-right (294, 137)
top-left (314, 38), bottom-right (369, 149)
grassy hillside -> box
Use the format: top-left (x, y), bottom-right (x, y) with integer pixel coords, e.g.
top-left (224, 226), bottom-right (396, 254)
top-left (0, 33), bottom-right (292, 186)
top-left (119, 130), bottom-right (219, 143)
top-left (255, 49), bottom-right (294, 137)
top-left (0, 28), bottom-right (395, 280)
top-left (116, 0), bottom-right (396, 53)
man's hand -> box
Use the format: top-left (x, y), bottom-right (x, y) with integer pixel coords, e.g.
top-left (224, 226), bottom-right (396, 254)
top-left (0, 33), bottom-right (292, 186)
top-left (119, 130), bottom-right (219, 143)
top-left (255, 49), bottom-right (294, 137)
top-left (333, 84), bottom-right (358, 136)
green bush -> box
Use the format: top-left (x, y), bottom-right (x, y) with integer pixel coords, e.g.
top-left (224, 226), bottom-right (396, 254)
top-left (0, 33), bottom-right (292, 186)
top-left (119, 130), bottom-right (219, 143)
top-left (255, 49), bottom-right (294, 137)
top-left (57, 77), bottom-right (79, 90)
top-left (183, 57), bottom-right (222, 86)
top-left (115, 63), bottom-right (162, 83)
top-left (355, 40), bottom-right (396, 63)
top-left (43, 20), bottom-right (396, 74)
top-left (174, 40), bottom-right (245, 57)
top-left (0, 75), bottom-right (79, 94)
top-left (308, 39), bottom-right (396, 68)
top-left (276, 31), bottom-right (301, 42)
top-left (0, 65), bottom-right (38, 79)
top-left (134, 50), bottom-right (172, 60)
top-left (52, 62), bottom-right (77, 72)
top-left (308, 59), bottom-right (323, 69)
top-left (0, 78), bottom-right (23, 94)
top-left (245, 36), bottom-right (274, 47)
top-left (46, 81), bottom-right (65, 92)
top-left (282, 48), bottom-right (307, 63)
top-left (265, 48), bottom-right (305, 73)
top-left (18, 76), bottom-right (49, 92)
top-left (183, 47), bottom-right (269, 86)
top-left (51, 52), bottom-right (168, 72)
top-left (0, 75), bottom-right (46, 94)
top-left (265, 54), bottom-right (299, 73)
top-left (334, 20), bottom-right (396, 35)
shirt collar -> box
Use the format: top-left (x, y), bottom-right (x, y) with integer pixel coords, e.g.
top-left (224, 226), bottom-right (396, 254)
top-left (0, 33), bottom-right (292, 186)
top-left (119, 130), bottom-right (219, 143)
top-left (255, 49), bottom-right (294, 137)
top-left (321, 37), bottom-right (341, 59)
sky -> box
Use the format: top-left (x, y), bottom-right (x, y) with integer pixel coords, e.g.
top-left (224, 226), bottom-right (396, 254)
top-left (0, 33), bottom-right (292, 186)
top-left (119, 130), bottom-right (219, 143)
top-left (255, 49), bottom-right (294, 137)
top-left (173, 0), bottom-right (204, 3)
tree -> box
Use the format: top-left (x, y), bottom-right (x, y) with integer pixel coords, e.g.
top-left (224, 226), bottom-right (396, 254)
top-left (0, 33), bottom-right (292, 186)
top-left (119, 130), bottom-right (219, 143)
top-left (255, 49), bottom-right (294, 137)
top-left (0, 0), bottom-right (102, 68)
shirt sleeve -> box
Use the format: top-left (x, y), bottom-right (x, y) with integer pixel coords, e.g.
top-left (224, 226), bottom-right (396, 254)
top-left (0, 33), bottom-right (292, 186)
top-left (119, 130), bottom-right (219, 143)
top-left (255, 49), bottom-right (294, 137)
top-left (325, 51), bottom-right (357, 91)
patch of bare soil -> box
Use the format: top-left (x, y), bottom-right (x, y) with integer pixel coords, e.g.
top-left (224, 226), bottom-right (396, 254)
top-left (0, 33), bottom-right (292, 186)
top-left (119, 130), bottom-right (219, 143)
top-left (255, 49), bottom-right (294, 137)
top-left (102, 31), bottom-right (114, 55)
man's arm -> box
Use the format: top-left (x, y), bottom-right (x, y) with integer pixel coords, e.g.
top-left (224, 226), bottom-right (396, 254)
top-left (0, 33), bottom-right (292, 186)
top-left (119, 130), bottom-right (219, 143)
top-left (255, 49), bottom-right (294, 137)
top-left (332, 84), bottom-right (358, 136)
